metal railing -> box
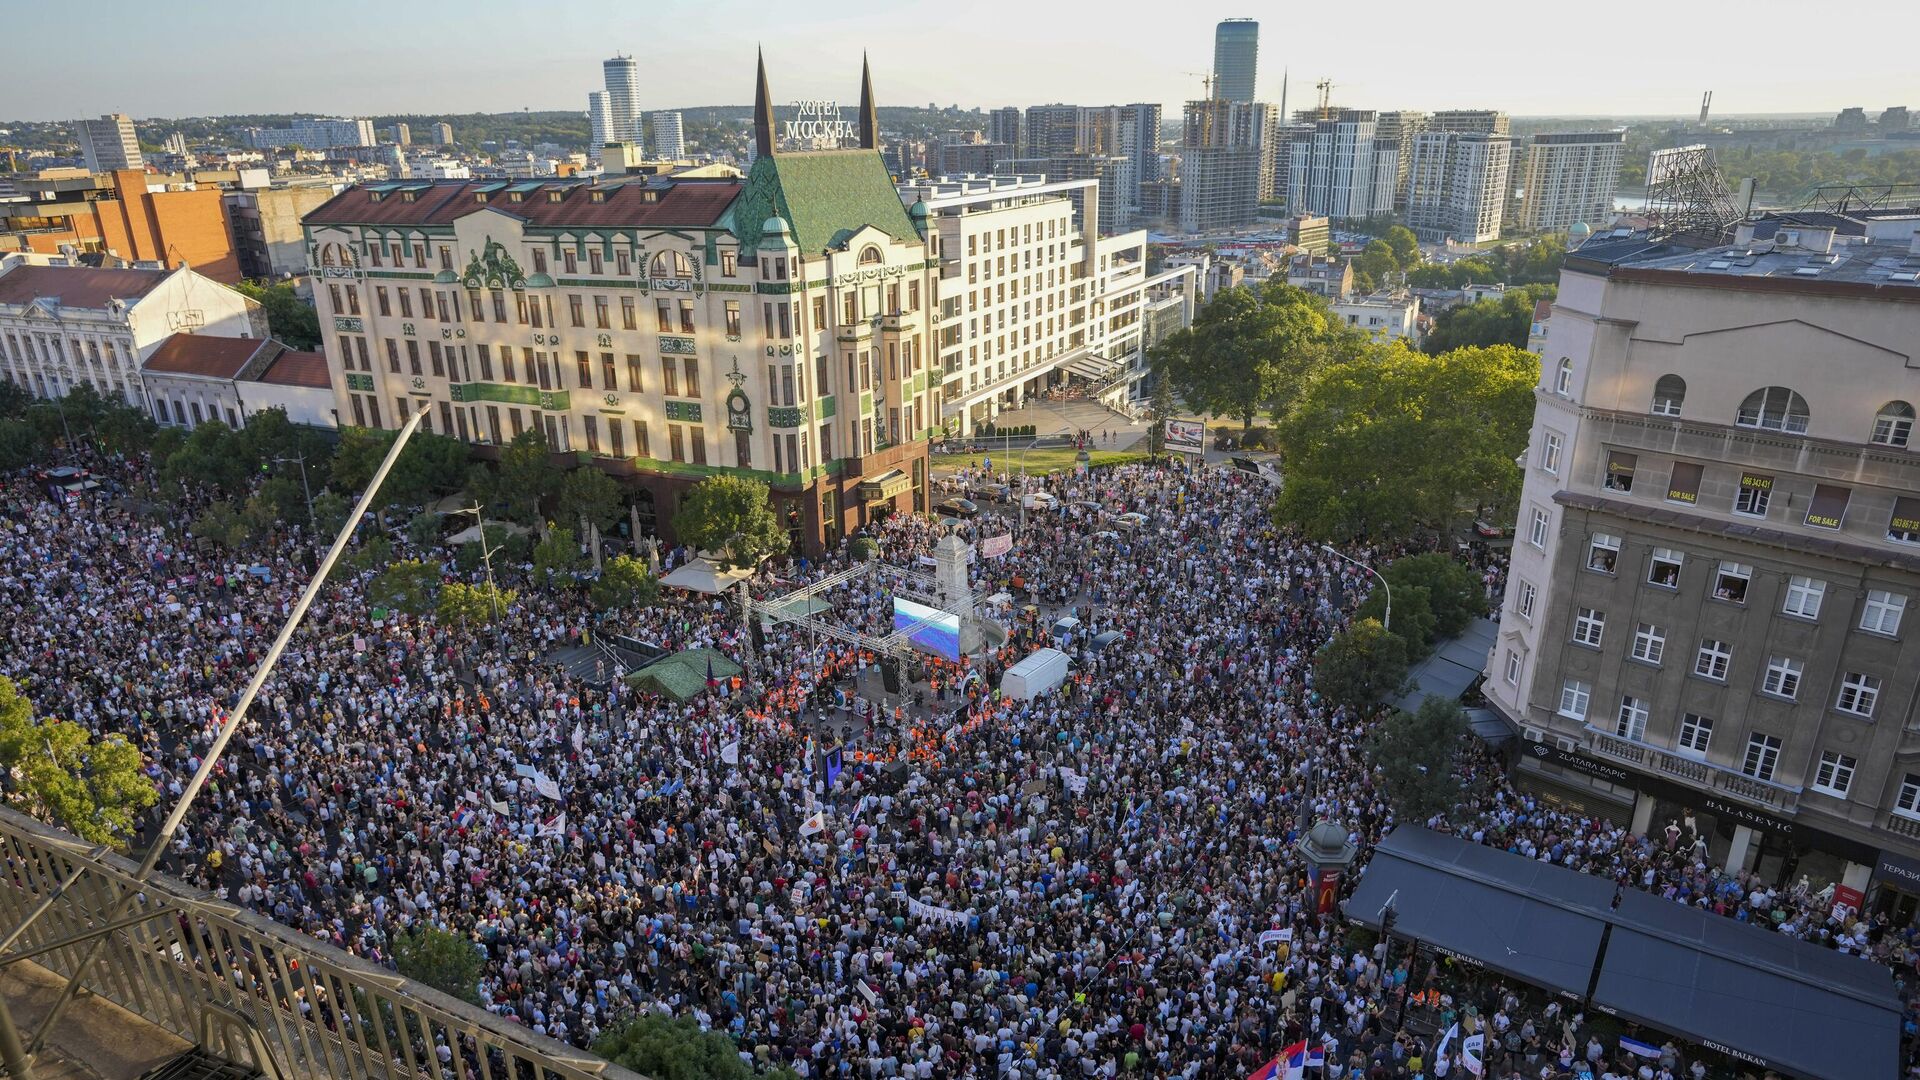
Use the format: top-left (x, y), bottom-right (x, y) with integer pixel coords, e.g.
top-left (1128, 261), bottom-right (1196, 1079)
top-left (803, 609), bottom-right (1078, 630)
top-left (0, 806), bottom-right (644, 1080)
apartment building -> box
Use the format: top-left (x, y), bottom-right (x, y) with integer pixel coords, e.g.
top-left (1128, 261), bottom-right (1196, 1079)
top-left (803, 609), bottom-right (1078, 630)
top-left (303, 58), bottom-right (938, 554)
top-left (0, 168), bottom-right (241, 282)
top-left (1517, 131), bottom-right (1626, 233)
top-left (988, 107), bottom-right (1023, 151)
top-left (651, 112), bottom-right (686, 160)
top-left (603, 56), bottom-right (642, 146)
top-left (76, 114), bottom-right (143, 173)
top-left (1403, 131), bottom-right (1512, 243)
top-left (1485, 211), bottom-right (1920, 919)
top-left (243, 118), bottom-right (376, 150)
top-left (898, 173), bottom-right (1195, 430)
top-left (0, 254), bottom-right (264, 406)
top-left (1286, 110), bottom-right (1396, 220)
top-left (1374, 111), bottom-right (1427, 211)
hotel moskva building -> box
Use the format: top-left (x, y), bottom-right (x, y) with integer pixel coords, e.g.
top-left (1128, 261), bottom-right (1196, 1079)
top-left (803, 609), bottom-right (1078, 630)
top-left (303, 56), bottom-right (1181, 554)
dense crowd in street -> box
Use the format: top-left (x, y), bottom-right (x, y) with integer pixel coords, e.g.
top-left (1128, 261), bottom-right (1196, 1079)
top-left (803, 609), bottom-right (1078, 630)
top-left (1, 446), bottom-right (1916, 1079)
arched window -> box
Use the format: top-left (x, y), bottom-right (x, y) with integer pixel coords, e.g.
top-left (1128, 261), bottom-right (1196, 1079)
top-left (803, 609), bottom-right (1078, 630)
top-left (858, 245), bottom-right (884, 266)
top-left (1651, 375), bottom-right (1686, 417)
top-left (318, 242), bottom-right (355, 268)
top-left (1555, 357), bottom-right (1573, 396)
top-left (1872, 401), bottom-right (1914, 448)
top-left (1736, 387), bottom-right (1810, 434)
top-left (649, 250), bottom-right (693, 279)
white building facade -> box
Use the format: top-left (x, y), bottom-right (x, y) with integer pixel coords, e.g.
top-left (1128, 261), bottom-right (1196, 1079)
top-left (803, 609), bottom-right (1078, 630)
top-left (1404, 131), bottom-right (1512, 243)
top-left (651, 112), bottom-right (686, 160)
top-left (1518, 131), bottom-right (1626, 233)
top-left (603, 56), bottom-right (642, 147)
top-left (1287, 111), bottom-right (1396, 220)
top-left (0, 255), bottom-right (262, 406)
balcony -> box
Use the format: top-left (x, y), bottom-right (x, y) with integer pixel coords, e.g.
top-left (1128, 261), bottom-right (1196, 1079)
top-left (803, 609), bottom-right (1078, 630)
top-left (1586, 727), bottom-right (1800, 813)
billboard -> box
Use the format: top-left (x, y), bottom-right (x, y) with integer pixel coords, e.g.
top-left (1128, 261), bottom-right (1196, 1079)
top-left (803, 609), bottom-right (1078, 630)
top-left (1165, 418), bottom-right (1206, 455)
top-left (893, 597), bottom-right (961, 662)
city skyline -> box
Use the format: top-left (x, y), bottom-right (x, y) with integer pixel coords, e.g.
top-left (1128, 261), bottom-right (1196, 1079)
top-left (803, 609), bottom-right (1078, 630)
top-left (2, 0), bottom-right (1915, 123)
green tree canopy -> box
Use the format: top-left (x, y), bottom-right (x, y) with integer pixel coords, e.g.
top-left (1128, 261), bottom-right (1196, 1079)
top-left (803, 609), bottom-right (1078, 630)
top-left (368, 559), bottom-right (443, 616)
top-left (188, 497), bottom-right (276, 550)
top-left (532, 525), bottom-right (585, 585)
top-left (328, 426), bottom-right (468, 508)
top-left (672, 475), bottom-right (788, 569)
top-left (558, 466), bottom-right (625, 534)
top-left (0, 677), bottom-right (157, 851)
top-left (1312, 618), bottom-right (1410, 714)
top-left (1273, 342), bottom-right (1539, 543)
top-left (1355, 552), bottom-right (1488, 659)
top-left (158, 422), bottom-right (253, 501)
top-left (590, 553), bottom-right (662, 611)
top-left (235, 280), bottom-right (322, 350)
top-left (476, 429), bottom-right (560, 526)
top-left (593, 1012), bottom-right (794, 1080)
top-left (1381, 225), bottom-right (1420, 269)
top-left (1422, 284), bottom-right (1555, 354)
top-left (392, 926), bottom-right (483, 1005)
top-left (1368, 696), bottom-right (1475, 824)
top-left (0, 420), bottom-right (37, 471)
top-left (437, 581), bottom-right (515, 626)
top-left (1148, 283), bottom-right (1353, 431)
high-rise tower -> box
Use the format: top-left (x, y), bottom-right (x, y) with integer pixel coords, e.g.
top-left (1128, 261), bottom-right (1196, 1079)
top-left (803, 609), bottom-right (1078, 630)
top-left (602, 55), bottom-right (642, 146)
top-left (1212, 19), bottom-right (1259, 103)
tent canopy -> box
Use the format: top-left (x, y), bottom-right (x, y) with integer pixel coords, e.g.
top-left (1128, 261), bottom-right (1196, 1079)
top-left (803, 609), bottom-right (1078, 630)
top-left (1346, 827), bottom-right (1901, 1080)
top-left (660, 556), bottom-right (754, 595)
top-left (624, 647), bottom-right (744, 701)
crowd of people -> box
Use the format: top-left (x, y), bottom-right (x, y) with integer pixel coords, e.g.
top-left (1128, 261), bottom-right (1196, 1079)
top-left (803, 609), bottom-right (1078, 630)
top-left (1, 444), bottom-right (1915, 1079)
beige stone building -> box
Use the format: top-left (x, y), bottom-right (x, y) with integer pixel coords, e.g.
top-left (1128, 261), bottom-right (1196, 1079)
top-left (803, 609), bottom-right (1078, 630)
top-left (1484, 210), bottom-right (1920, 918)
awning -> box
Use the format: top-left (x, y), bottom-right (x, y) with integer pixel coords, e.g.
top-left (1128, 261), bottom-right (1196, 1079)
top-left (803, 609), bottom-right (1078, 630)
top-left (1345, 826), bottom-right (1611, 992)
top-left (1345, 827), bottom-right (1902, 1080)
top-left (858, 469), bottom-right (912, 502)
top-left (1390, 617), bottom-right (1496, 713)
top-left (1060, 352), bottom-right (1121, 381)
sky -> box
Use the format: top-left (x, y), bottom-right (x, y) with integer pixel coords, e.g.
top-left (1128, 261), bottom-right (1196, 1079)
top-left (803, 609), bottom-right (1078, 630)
top-left (5, 0), bottom-right (1914, 123)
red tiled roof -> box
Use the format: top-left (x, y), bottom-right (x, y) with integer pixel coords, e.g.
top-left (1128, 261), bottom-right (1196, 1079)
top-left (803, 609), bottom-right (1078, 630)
top-left (252, 349), bottom-right (331, 389)
top-left (142, 334), bottom-right (271, 380)
top-left (0, 265), bottom-right (171, 309)
top-left (302, 179), bottom-right (742, 230)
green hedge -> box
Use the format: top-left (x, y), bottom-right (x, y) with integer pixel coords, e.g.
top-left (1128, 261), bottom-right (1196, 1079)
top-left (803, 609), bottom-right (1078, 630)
top-left (977, 423), bottom-right (1037, 439)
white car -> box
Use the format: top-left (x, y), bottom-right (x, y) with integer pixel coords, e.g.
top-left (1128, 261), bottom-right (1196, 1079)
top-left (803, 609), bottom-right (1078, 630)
top-left (1021, 491), bottom-right (1059, 510)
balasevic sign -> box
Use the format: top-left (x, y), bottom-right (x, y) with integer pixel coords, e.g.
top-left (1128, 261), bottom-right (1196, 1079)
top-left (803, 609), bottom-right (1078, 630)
top-left (784, 101), bottom-right (856, 141)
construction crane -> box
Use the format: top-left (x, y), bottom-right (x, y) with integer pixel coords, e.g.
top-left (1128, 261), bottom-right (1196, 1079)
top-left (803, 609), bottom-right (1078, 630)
top-left (1182, 71), bottom-right (1220, 144)
top-left (1315, 79), bottom-right (1335, 121)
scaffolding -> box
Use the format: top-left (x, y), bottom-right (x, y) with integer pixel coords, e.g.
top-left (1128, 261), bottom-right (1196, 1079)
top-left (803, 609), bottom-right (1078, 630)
top-left (1645, 145), bottom-right (1742, 244)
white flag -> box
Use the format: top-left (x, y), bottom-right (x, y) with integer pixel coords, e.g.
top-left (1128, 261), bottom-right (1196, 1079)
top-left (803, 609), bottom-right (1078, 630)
top-left (534, 772), bottom-right (563, 801)
top-left (537, 813), bottom-right (566, 838)
top-left (1258, 928), bottom-right (1293, 946)
top-left (799, 811), bottom-right (826, 837)
top-left (720, 739), bottom-right (740, 765)
top-left (570, 725), bottom-right (585, 752)
top-left (1461, 1032), bottom-right (1484, 1076)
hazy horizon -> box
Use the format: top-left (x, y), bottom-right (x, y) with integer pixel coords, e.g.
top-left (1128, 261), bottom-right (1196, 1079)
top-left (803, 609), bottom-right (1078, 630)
top-left (2, 0), bottom-right (1913, 124)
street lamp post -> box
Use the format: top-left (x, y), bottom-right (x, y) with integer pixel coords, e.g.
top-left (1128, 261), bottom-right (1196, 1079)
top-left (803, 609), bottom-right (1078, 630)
top-left (1014, 427), bottom-right (1075, 529)
top-left (273, 453), bottom-right (315, 527)
top-left (1320, 544), bottom-right (1391, 632)
top-left (457, 503), bottom-right (504, 624)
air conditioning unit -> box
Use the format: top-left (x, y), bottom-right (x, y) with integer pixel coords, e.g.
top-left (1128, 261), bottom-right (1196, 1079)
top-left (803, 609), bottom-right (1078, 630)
top-left (1555, 736), bottom-right (1578, 753)
top-left (1777, 229), bottom-right (1801, 248)
top-left (1523, 726), bottom-right (1546, 743)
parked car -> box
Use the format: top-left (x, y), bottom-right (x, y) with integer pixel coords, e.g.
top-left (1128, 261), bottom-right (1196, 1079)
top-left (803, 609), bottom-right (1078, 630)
top-left (1021, 491), bottom-right (1059, 511)
top-left (936, 498), bottom-right (980, 519)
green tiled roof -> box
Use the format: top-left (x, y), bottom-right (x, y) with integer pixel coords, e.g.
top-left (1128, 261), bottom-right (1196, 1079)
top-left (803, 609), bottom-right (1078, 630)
top-left (724, 150), bottom-right (920, 255)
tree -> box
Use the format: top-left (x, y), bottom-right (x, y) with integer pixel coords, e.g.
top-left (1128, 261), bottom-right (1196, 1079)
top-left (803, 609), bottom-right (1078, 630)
top-left (1149, 283), bottom-right (1349, 432)
top-left (558, 467), bottom-right (624, 535)
top-left (1355, 552), bottom-right (1488, 660)
top-left (1314, 619), bottom-right (1410, 713)
top-left (672, 475), bottom-right (788, 569)
top-left (1272, 342), bottom-right (1539, 543)
top-left (0, 380), bottom-right (31, 421)
top-left (158, 422), bottom-right (252, 501)
top-left (593, 1012), bottom-right (795, 1080)
top-left (590, 554), bottom-right (661, 611)
top-left (437, 581), bottom-right (515, 626)
top-left (1381, 225), bottom-right (1420, 269)
top-left (1354, 240), bottom-right (1397, 290)
top-left (94, 400), bottom-right (158, 456)
top-left (328, 426), bottom-right (467, 508)
top-left (481, 429), bottom-right (560, 526)
top-left (367, 559), bottom-right (443, 616)
top-left (391, 926), bottom-right (483, 1005)
top-left (1368, 696), bottom-right (1473, 824)
top-left (0, 420), bottom-right (36, 471)
top-left (311, 491), bottom-right (353, 539)
top-left (0, 678), bottom-right (156, 851)
top-left (531, 525), bottom-right (584, 586)
top-left (189, 498), bottom-right (274, 550)
top-left (406, 510), bottom-right (444, 549)
top-left (1422, 285), bottom-right (1555, 354)
top-left (235, 281), bottom-right (322, 350)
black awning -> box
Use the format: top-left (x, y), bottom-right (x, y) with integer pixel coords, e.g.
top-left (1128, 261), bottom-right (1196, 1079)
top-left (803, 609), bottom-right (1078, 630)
top-left (1345, 826), bottom-right (1611, 992)
top-left (1591, 890), bottom-right (1900, 1080)
top-left (1345, 827), bottom-right (1902, 1080)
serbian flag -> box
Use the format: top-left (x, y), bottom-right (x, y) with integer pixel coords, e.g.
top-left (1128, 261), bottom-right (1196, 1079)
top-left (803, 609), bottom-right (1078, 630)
top-left (1277, 1041), bottom-right (1324, 1080)
top-left (1247, 1056), bottom-right (1282, 1080)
